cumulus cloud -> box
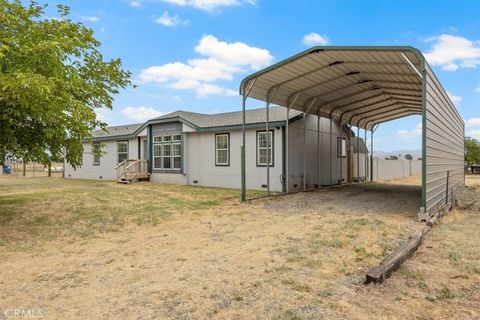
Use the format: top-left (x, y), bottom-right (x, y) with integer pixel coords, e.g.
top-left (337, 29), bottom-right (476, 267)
top-left (398, 122), bottom-right (422, 142)
top-left (447, 91), bottom-right (462, 106)
top-left (302, 33), bottom-right (330, 46)
top-left (465, 117), bottom-right (480, 128)
top-left (423, 34), bottom-right (480, 71)
top-left (465, 117), bottom-right (480, 139)
top-left (155, 11), bottom-right (189, 27)
top-left (162, 0), bottom-right (254, 11)
top-left (140, 34), bottom-right (272, 96)
top-left (121, 107), bottom-right (164, 121)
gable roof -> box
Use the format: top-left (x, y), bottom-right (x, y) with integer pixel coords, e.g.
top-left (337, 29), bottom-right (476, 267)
top-left (151, 107), bottom-right (303, 128)
top-left (92, 123), bottom-right (143, 139)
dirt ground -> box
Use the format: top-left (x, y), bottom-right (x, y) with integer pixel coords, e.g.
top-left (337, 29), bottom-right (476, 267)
top-left (0, 176), bottom-right (479, 319)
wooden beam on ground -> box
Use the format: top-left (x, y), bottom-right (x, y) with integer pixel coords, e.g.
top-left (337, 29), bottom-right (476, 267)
top-left (366, 225), bottom-right (430, 284)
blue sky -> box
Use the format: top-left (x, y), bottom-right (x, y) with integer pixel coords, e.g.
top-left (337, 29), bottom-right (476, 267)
top-left (44, 0), bottom-right (479, 152)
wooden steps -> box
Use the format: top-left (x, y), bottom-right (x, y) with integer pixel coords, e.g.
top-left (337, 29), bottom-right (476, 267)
top-left (115, 159), bottom-right (149, 184)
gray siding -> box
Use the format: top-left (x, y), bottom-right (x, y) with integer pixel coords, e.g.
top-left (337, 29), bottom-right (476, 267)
top-left (288, 115), bottom-right (348, 191)
top-left (424, 63), bottom-right (465, 215)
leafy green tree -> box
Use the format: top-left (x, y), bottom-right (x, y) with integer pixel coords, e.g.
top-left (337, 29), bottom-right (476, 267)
top-left (0, 1), bottom-right (131, 167)
top-left (465, 137), bottom-right (480, 166)
top-left (404, 154), bottom-right (413, 160)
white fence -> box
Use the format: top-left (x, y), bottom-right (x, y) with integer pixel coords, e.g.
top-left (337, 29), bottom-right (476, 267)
top-left (372, 159), bottom-right (421, 181)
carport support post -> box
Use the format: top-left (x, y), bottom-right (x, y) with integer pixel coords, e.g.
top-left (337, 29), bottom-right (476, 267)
top-left (370, 129), bottom-right (373, 182)
top-left (266, 100), bottom-right (270, 196)
top-left (329, 116), bottom-right (333, 185)
top-left (357, 126), bottom-right (360, 182)
top-left (364, 128), bottom-right (368, 182)
top-left (302, 99), bottom-right (316, 191)
top-left (241, 79), bottom-right (256, 202)
top-left (241, 93), bottom-right (247, 201)
top-left (285, 106), bottom-right (289, 193)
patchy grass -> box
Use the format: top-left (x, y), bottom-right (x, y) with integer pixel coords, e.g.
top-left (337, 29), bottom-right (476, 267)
top-left (0, 175), bottom-right (478, 319)
top-left (0, 178), bottom-right (264, 247)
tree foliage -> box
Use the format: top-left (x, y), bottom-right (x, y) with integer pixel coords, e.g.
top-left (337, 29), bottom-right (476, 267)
top-left (465, 137), bottom-right (480, 166)
top-left (404, 154), bottom-right (413, 160)
top-left (0, 0), bottom-right (130, 166)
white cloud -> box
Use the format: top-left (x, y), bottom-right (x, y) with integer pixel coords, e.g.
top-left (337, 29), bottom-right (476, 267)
top-left (447, 91), bottom-right (462, 105)
top-left (95, 108), bottom-right (113, 123)
top-left (155, 11), bottom-right (189, 27)
top-left (398, 122), bottom-right (422, 142)
top-left (162, 0), bottom-right (254, 11)
top-left (476, 84), bottom-right (480, 93)
top-left (140, 34), bottom-right (272, 96)
top-left (467, 129), bottom-right (480, 140)
top-left (302, 33), bottom-right (330, 46)
top-left (130, 0), bottom-right (141, 7)
top-left (423, 34), bottom-right (480, 71)
top-left (120, 107), bottom-right (164, 121)
top-left (464, 117), bottom-right (480, 139)
top-left (194, 35), bottom-right (272, 69)
top-left (465, 117), bottom-right (480, 128)
top-left (78, 15), bottom-right (100, 22)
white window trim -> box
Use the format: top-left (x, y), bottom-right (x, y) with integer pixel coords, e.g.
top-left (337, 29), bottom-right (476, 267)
top-left (257, 131), bottom-right (273, 166)
top-left (117, 141), bottom-right (129, 164)
top-left (172, 142), bottom-right (181, 169)
top-left (153, 144), bottom-right (162, 169)
top-left (92, 142), bottom-right (100, 166)
top-left (215, 133), bottom-right (229, 166)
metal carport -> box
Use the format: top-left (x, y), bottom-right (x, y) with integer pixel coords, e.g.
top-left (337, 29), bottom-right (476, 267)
top-left (239, 46), bottom-right (464, 221)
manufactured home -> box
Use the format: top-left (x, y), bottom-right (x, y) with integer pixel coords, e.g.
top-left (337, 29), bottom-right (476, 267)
top-left (65, 107), bottom-right (367, 192)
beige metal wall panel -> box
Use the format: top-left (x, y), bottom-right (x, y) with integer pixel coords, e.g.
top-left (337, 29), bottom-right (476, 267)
top-left (425, 64), bottom-right (465, 215)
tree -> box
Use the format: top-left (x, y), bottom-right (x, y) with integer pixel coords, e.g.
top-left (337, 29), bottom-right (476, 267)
top-left (389, 155), bottom-right (399, 160)
top-left (465, 137), bottom-right (480, 166)
top-left (404, 154), bottom-right (413, 160)
top-left (0, 1), bottom-right (131, 167)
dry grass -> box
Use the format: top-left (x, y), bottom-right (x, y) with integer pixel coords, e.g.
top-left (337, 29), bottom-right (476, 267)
top-left (0, 175), bottom-right (478, 319)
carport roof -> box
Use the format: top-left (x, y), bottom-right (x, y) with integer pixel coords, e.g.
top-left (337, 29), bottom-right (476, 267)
top-left (240, 46), bottom-right (425, 130)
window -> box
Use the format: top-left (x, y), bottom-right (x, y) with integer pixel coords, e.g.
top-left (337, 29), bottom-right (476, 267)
top-left (117, 141), bottom-right (129, 163)
top-left (337, 138), bottom-right (346, 158)
top-left (152, 133), bottom-right (182, 170)
top-left (162, 144), bottom-right (171, 169)
top-left (92, 142), bottom-right (100, 165)
top-left (257, 130), bottom-right (273, 166)
top-left (215, 133), bottom-right (229, 166)
top-left (173, 143), bottom-right (181, 169)
top-left (153, 144), bottom-right (162, 169)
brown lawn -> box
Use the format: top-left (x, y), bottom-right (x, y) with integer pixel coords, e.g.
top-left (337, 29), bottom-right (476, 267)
top-left (0, 175), bottom-right (479, 319)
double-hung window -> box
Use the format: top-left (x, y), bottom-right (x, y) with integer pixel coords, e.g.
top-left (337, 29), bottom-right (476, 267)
top-left (257, 130), bottom-right (273, 166)
top-left (92, 142), bottom-right (100, 166)
top-left (152, 133), bottom-right (182, 170)
top-left (337, 138), bottom-right (346, 158)
top-left (117, 141), bottom-right (129, 163)
top-left (215, 133), bottom-right (229, 166)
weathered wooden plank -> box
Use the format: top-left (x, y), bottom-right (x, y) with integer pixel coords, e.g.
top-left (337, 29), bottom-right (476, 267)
top-left (366, 225), bottom-right (431, 284)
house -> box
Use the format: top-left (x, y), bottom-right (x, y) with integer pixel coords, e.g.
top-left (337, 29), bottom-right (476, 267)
top-left (64, 107), bottom-right (367, 192)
